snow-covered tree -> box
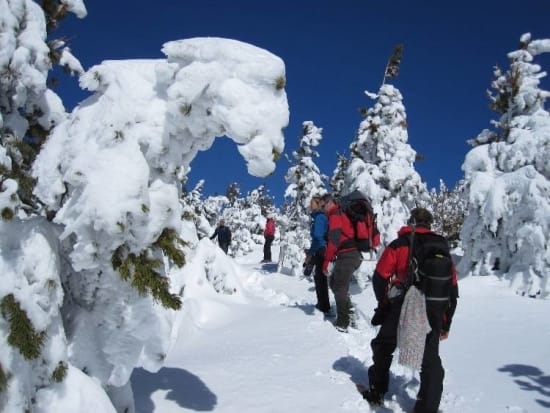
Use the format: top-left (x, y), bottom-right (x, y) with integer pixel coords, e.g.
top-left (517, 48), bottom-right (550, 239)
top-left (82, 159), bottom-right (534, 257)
top-left (225, 182), bottom-right (241, 206)
top-left (330, 153), bottom-right (349, 197)
top-left (249, 184), bottom-right (275, 216)
top-left (222, 198), bottom-right (264, 258)
top-left (279, 121), bottom-right (326, 275)
top-left (0, 0), bottom-right (85, 217)
top-left (2, 26), bottom-right (290, 410)
top-left (0, 1), bottom-right (88, 412)
top-left (429, 179), bottom-right (467, 246)
top-left (345, 83), bottom-right (429, 247)
top-left (180, 179), bottom-right (215, 239)
top-left (460, 33), bottom-right (550, 298)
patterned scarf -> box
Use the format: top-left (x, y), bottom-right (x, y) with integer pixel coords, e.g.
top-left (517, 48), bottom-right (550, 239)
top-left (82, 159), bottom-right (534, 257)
top-left (397, 286), bottom-right (431, 370)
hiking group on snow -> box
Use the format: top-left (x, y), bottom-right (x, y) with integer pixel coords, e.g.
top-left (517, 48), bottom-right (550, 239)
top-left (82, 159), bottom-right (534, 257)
top-left (212, 191), bottom-right (458, 413)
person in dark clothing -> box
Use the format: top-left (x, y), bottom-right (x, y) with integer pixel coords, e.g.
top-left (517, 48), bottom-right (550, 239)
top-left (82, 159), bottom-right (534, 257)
top-left (306, 196), bottom-right (330, 314)
top-left (361, 208), bottom-right (459, 413)
top-left (210, 219), bottom-right (232, 254)
top-left (261, 215), bottom-right (276, 262)
top-left (321, 194), bottom-right (362, 331)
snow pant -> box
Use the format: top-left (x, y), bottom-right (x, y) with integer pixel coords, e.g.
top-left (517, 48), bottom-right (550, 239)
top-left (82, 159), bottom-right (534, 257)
top-left (312, 248), bottom-right (330, 312)
top-left (368, 298), bottom-right (446, 413)
top-left (218, 241), bottom-right (229, 254)
top-left (263, 235), bottom-right (274, 261)
top-left (329, 250), bottom-right (361, 328)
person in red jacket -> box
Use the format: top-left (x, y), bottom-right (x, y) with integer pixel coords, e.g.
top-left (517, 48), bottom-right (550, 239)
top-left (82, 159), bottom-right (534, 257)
top-left (361, 208), bottom-right (459, 413)
top-left (262, 215), bottom-right (276, 263)
top-left (321, 194), bottom-right (362, 331)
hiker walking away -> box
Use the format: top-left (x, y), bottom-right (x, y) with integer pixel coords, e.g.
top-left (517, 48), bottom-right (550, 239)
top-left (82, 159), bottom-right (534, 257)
top-left (210, 219), bottom-right (232, 254)
top-left (361, 208), bottom-right (459, 413)
top-left (321, 194), bottom-right (362, 331)
top-left (262, 214), bottom-right (276, 262)
top-left (306, 196), bottom-right (330, 314)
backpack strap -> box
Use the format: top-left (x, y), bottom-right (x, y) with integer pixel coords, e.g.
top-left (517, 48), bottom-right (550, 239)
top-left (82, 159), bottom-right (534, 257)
top-left (407, 224), bottom-right (418, 289)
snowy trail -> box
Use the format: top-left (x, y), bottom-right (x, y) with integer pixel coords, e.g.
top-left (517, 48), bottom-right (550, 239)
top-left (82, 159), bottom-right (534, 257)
top-left (130, 246), bottom-right (550, 412)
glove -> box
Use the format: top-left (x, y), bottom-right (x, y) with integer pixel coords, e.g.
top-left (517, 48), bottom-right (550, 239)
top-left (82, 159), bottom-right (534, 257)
top-left (303, 260), bottom-right (314, 277)
top-left (370, 304), bottom-right (389, 326)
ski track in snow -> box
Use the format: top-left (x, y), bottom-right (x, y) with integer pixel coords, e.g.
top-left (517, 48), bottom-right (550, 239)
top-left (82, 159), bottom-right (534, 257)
top-left (232, 251), bottom-right (460, 413)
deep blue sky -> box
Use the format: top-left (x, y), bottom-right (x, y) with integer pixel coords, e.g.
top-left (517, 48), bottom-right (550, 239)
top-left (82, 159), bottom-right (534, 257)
top-left (54, 0), bottom-right (550, 204)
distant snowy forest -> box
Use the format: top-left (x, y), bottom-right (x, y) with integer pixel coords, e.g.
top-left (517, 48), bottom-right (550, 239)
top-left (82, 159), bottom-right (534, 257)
top-left (0, 1), bottom-right (548, 412)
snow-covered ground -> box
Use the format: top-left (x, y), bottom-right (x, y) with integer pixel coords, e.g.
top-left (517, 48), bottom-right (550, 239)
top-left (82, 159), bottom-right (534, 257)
top-left (130, 244), bottom-right (550, 413)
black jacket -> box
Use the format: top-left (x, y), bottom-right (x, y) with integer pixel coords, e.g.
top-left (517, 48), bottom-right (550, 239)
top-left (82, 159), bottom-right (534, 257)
top-left (211, 225), bottom-right (231, 244)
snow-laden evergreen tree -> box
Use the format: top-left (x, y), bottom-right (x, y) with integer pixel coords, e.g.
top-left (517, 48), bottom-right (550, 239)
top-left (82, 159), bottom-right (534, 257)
top-left (225, 181), bottom-right (240, 206)
top-left (429, 179), bottom-right (467, 247)
top-left (279, 121), bottom-right (326, 275)
top-left (251, 183), bottom-right (275, 216)
top-left (223, 186), bottom-right (273, 258)
top-left (0, 1), bottom-right (88, 412)
top-left (460, 33), bottom-right (550, 298)
top-left (345, 83), bottom-right (429, 247)
top-left (202, 193), bottom-right (230, 225)
top-left (330, 153), bottom-right (349, 197)
top-left (6, 26), bottom-right (291, 410)
top-left (1, 0), bottom-right (85, 217)
top-left (180, 179), bottom-right (215, 239)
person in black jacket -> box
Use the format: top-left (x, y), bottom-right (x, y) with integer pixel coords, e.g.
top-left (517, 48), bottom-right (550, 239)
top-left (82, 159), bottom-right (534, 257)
top-left (210, 219), bottom-right (232, 254)
top-left (361, 208), bottom-right (458, 413)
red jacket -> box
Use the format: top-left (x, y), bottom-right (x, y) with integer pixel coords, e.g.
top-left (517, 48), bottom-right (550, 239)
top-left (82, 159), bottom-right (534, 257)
top-left (375, 225), bottom-right (458, 287)
top-left (322, 204), bottom-right (357, 272)
top-left (373, 225), bottom-right (459, 331)
top-left (264, 218), bottom-right (275, 237)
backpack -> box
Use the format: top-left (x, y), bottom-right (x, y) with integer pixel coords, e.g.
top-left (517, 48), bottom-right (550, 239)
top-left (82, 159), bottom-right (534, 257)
top-left (340, 190), bottom-right (380, 252)
top-left (409, 232), bottom-right (453, 302)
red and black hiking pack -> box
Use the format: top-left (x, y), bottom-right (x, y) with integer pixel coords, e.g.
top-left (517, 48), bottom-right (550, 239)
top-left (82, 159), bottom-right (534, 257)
top-left (340, 190), bottom-right (380, 252)
top-left (408, 227), bottom-right (453, 302)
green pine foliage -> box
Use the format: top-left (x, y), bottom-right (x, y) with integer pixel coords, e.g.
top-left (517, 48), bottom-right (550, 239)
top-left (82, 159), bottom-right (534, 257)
top-left (1, 294), bottom-right (45, 360)
top-left (111, 228), bottom-right (185, 310)
top-left (153, 228), bottom-right (187, 268)
top-left (0, 363), bottom-right (8, 393)
top-left (275, 76), bottom-right (286, 90)
top-left (0, 137), bottom-right (39, 209)
top-left (1, 207), bottom-right (14, 221)
top-left (51, 361), bottom-right (68, 383)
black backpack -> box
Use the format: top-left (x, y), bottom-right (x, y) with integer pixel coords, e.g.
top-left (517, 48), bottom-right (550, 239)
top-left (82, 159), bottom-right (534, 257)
top-left (409, 232), bottom-right (453, 302)
top-left (339, 190), bottom-right (380, 252)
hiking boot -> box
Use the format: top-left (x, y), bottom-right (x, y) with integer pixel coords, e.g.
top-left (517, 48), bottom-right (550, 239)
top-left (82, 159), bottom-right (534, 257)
top-left (315, 304), bottom-right (331, 313)
top-left (333, 320), bottom-right (348, 333)
top-left (361, 385), bottom-right (384, 406)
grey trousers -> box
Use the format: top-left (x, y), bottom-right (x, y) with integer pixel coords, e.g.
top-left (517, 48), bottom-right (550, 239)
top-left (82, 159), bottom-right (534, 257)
top-left (329, 250), bottom-right (361, 328)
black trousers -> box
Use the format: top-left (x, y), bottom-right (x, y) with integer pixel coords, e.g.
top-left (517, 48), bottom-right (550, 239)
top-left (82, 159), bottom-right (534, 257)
top-left (218, 241), bottom-right (229, 254)
top-left (263, 235), bottom-right (274, 261)
top-left (312, 248), bottom-right (330, 312)
top-left (369, 299), bottom-right (446, 413)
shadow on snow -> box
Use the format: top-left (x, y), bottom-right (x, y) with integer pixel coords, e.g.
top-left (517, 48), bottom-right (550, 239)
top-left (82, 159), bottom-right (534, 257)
top-left (332, 355), bottom-right (417, 412)
top-left (131, 367), bottom-right (217, 412)
top-left (260, 262), bottom-right (278, 273)
top-left (498, 364), bottom-right (550, 408)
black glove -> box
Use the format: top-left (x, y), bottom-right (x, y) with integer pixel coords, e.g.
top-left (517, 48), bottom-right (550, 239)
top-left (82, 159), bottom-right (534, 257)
top-left (303, 260), bottom-right (314, 277)
top-left (371, 304), bottom-right (389, 326)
